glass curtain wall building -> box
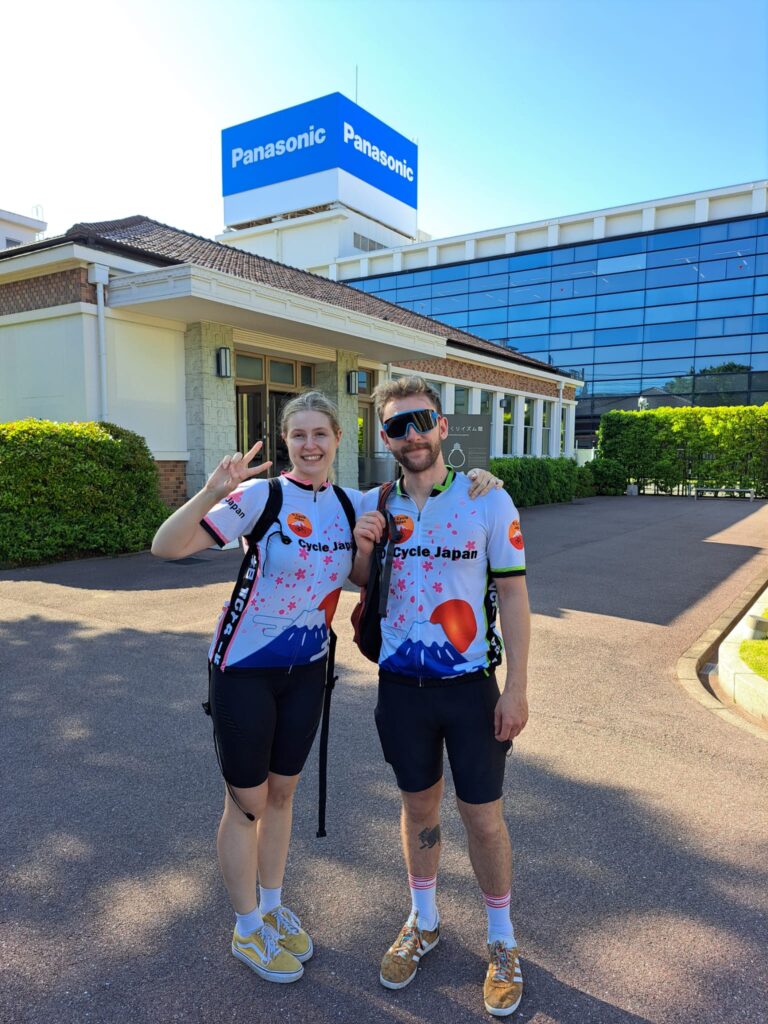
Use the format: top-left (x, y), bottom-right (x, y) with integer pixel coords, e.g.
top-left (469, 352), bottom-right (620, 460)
top-left (347, 214), bottom-right (768, 442)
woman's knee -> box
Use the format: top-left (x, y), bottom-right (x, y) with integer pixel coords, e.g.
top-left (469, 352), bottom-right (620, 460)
top-left (266, 771), bottom-right (300, 811)
top-left (225, 781), bottom-right (268, 821)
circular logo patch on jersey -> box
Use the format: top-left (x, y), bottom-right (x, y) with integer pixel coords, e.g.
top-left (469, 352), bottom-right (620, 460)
top-left (394, 514), bottom-right (414, 543)
top-left (509, 519), bottom-right (524, 550)
top-left (287, 512), bottom-right (313, 538)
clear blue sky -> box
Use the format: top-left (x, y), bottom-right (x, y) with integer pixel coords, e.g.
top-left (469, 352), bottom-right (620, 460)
top-left (5, 0), bottom-right (767, 241)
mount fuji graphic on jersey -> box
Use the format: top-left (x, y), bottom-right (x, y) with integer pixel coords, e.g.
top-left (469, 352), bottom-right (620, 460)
top-left (380, 616), bottom-right (469, 676)
top-left (229, 608), bottom-right (328, 668)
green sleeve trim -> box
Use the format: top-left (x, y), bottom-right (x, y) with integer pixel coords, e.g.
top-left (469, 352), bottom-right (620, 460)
top-left (491, 566), bottom-right (526, 578)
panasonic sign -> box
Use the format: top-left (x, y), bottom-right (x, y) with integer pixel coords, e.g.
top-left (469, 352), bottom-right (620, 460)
top-left (222, 93), bottom-right (418, 209)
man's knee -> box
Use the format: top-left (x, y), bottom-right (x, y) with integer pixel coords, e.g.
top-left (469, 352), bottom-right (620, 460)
top-left (402, 779), bottom-right (444, 822)
top-left (457, 798), bottom-right (506, 843)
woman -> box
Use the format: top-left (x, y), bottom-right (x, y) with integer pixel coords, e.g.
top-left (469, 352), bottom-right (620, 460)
top-left (151, 390), bottom-right (499, 985)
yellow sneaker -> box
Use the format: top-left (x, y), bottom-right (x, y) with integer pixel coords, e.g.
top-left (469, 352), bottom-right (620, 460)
top-left (231, 923), bottom-right (304, 983)
top-left (263, 904), bottom-right (313, 963)
top-left (379, 911), bottom-right (440, 990)
top-left (483, 941), bottom-right (523, 1016)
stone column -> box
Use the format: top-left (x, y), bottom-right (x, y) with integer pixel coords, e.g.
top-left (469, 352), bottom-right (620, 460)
top-left (314, 349), bottom-right (359, 488)
top-left (184, 322), bottom-right (237, 495)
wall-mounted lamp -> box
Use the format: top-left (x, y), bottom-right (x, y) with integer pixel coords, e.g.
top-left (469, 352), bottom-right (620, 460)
top-left (216, 347), bottom-right (232, 378)
top-left (346, 370), bottom-right (359, 395)
top-left (499, 395), bottom-right (513, 411)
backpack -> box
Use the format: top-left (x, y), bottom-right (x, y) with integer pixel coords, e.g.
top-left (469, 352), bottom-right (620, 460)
top-left (351, 480), bottom-right (401, 663)
top-left (203, 476), bottom-right (356, 837)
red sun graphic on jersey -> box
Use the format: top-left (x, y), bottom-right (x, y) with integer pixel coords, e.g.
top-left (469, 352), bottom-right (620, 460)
top-left (287, 512), bottom-right (313, 538)
top-left (318, 587), bottom-right (342, 628)
top-left (394, 514), bottom-right (414, 543)
top-left (508, 519), bottom-right (524, 550)
top-left (430, 599), bottom-right (477, 653)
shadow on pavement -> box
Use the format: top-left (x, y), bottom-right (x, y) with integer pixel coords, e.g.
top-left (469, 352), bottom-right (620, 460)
top-left (523, 496), bottom-right (768, 625)
top-left (2, 613), bottom-right (767, 1023)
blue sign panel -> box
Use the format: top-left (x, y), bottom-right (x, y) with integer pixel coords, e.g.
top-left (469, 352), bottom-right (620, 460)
top-left (222, 93), bottom-right (418, 209)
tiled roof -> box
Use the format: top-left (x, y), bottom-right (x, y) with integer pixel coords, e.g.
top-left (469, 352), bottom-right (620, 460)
top-left (5, 215), bottom-right (557, 375)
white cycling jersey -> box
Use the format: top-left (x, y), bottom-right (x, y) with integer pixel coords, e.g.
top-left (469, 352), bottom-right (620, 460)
top-left (359, 469), bottom-right (525, 679)
top-left (202, 475), bottom-right (362, 670)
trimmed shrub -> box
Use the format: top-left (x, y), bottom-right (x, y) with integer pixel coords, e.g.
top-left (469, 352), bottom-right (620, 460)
top-left (0, 419), bottom-right (170, 567)
top-left (490, 456), bottom-right (578, 507)
top-left (598, 405), bottom-right (768, 496)
top-left (575, 463), bottom-right (596, 498)
top-left (590, 457), bottom-right (627, 496)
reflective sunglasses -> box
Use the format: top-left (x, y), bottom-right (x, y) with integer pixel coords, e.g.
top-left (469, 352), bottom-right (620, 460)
top-left (382, 408), bottom-right (439, 439)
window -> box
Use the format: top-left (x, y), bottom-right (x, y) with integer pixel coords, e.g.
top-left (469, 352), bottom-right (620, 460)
top-left (454, 386), bottom-right (470, 414)
top-left (541, 403), bottom-right (552, 455)
top-left (353, 232), bottom-right (386, 253)
top-left (236, 354), bottom-right (264, 380)
top-left (502, 397), bottom-right (515, 455)
top-left (300, 365), bottom-right (313, 388)
top-left (479, 390), bottom-right (492, 416)
top-left (523, 400), bottom-right (533, 455)
top-left (269, 360), bottom-right (295, 385)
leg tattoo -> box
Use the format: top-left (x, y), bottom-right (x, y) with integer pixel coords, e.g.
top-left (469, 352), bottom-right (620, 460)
top-left (418, 824), bottom-right (441, 850)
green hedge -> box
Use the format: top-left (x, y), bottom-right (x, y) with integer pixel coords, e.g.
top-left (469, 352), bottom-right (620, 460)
top-left (490, 456), bottom-right (574, 507)
top-left (490, 455), bottom-right (627, 506)
top-left (597, 406), bottom-right (768, 496)
top-left (0, 420), bottom-right (169, 567)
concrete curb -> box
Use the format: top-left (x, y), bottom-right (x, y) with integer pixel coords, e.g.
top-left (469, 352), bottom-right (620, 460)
top-left (676, 571), bottom-right (768, 741)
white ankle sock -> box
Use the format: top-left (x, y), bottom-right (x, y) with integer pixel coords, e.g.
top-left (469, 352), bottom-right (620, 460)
top-left (235, 905), bottom-right (263, 936)
top-left (484, 889), bottom-right (515, 944)
top-left (259, 885), bottom-right (282, 915)
top-left (409, 873), bottom-right (438, 930)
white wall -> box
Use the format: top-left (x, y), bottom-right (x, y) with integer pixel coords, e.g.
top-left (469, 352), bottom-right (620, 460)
top-left (107, 316), bottom-right (187, 457)
top-left (0, 311), bottom-right (89, 421)
top-left (0, 308), bottom-right (188, 458)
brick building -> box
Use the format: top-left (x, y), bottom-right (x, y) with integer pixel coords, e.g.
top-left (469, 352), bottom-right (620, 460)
top-left (0, 216), bottom-right (579, 506)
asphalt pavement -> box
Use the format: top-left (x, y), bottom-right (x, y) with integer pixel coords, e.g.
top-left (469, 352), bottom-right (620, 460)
top-left (2, 495), bottom-right (767, 1024)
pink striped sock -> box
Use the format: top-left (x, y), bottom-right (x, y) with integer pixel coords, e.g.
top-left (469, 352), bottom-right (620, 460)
top-left (483, 889), bottom-right (515, 944)
top-left (409, 873), bottom-right (438, 931)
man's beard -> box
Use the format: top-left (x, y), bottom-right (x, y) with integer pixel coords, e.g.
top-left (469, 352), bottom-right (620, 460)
top-left (392, 435), bottom-right (442, 473)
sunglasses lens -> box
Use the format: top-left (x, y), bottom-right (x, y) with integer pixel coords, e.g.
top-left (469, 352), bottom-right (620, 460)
top-left (384, 409), bottom-right (437, 438)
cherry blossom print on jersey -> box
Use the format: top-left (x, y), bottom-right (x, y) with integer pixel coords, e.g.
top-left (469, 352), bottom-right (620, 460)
top-left (202, 477), bottom-right (361, 669)
top-left (360, 470), bottom-right (525, 679)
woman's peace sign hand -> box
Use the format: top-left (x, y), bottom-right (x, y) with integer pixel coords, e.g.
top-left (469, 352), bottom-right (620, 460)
top-left (204, 441), bottom-right (273, 501)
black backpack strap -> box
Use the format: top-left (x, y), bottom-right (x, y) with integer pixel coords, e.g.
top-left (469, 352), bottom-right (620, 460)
top-left (246, 476), bottom-right (284, 547)
top-left (316, 629), bottom-right (338, 838)
top-left (332, 484), bottom-right (357, 557)
top-left (209, 478), bottom-right (284, 673)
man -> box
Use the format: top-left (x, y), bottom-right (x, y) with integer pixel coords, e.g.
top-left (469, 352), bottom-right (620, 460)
top-left (352, 376), bottom-right (530, 1018)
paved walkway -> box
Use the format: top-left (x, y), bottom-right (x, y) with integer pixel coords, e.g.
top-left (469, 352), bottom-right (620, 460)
top-left (2, 496), bottom-right (767, 1024)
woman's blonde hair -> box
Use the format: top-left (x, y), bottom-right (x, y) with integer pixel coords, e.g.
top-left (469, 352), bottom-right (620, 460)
top-left (279, 390), bottom-right (342, 436)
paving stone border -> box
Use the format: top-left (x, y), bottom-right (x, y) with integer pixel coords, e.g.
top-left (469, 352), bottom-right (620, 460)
top-left (676, 572), bottom-right (768, 741)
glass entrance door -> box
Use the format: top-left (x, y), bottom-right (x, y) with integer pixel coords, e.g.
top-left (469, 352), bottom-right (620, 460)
top-left (236, 386), bottom-right (265, 456)
top-left (268, 391), bottom-right (293, 475)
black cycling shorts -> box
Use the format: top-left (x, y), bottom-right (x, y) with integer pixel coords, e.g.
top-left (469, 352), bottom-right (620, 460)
top-left (209, 660), bottom-right (326, 789)
top-left (374, 670), bottom-right (511, 804)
